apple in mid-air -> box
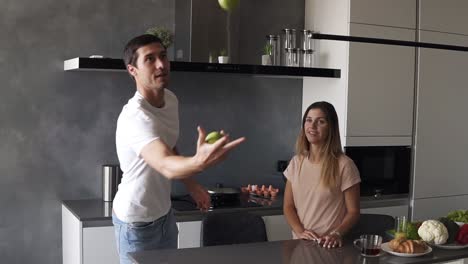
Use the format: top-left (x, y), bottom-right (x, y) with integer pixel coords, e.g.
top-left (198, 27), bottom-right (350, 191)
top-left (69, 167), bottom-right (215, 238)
top-left (218, 0), bottom-right (239, 12)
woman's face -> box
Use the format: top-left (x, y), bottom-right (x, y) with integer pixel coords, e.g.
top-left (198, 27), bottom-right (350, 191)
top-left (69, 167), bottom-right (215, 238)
top-left (304, 108), bottom-right (329, 146)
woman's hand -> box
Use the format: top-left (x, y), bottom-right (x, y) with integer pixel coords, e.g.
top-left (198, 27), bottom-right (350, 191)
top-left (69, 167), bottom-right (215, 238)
top-left (319, 231), bottom-right (342, 248)
top-left (296, 229), bottom-right (320, 241)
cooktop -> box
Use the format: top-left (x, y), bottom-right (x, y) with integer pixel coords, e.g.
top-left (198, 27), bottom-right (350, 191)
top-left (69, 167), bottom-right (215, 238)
top-left (171, 194), bottom-right (264, 211)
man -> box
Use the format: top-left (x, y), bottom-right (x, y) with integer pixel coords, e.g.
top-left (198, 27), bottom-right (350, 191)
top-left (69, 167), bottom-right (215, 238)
top-left (112, 34), bottom-right (245, 263)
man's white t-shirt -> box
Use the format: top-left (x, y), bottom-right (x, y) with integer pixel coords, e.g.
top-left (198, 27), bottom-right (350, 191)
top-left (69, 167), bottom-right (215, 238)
top-left (113, 89), bottom-right (179, 223)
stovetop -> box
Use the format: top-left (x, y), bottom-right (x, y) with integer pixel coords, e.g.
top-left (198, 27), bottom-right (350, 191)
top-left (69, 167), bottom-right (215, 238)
top-left (171, 194), bottom-right (269, 211)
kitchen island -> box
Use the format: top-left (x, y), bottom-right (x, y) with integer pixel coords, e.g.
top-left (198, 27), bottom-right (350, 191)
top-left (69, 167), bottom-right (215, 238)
top-left (129, 239), bottom-right (468, 264)
top-left (62, 194), bottom-right (408, 264)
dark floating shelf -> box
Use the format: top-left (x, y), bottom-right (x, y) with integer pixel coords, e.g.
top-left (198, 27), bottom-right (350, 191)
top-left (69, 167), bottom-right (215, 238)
top-left (64, 57), bottom-right (341, 78)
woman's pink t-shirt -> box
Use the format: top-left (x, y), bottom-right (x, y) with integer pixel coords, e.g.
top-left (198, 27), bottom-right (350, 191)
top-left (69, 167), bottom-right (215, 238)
top-left (284, 154), bottom-right (361, 238)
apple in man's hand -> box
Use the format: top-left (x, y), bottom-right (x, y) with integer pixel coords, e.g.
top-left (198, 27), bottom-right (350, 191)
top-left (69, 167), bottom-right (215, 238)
top-left (205, 131), bottom-right (222, 144)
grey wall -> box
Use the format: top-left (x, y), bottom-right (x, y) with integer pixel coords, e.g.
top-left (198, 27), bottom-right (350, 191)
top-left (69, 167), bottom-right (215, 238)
top-left (0, 0), bottom-right (302, 263)
top-left (171, 72), bottom-right (301, 194)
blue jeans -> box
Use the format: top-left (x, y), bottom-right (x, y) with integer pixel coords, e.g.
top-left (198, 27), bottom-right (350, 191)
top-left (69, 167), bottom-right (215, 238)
top-left (112, 209), bottom-right (179, 264)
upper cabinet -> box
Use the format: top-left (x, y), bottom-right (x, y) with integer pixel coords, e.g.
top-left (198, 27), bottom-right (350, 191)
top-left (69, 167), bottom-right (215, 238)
top-left (304, 0), bottom-right (416, 146)
top-left (346, 24), bottom-right (415, 141)
top-left (350, 0), bottom-right (417, 29)
top-left (413, 31), bottom-right (468, 199)
top-left (419, 0), bottom-right (468, 36)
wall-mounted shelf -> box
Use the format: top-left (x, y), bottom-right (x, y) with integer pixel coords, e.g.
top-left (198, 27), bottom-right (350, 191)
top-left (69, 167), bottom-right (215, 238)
top-left (64, 57), bottom-right (341, 78)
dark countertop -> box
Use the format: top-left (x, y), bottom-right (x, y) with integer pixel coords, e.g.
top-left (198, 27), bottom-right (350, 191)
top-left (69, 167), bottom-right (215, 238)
top-left (62, 193), bottom-right (284, 227)
top-left (62, 194), bottom-right (408, 227)
top-left (129, 239), bottom-right (468, 264)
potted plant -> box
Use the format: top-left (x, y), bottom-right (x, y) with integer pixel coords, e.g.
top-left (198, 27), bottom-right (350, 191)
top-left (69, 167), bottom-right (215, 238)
top-left (218, 49), bottom-right (229, 64)
top-left (146, 26), bottom-right (174, 48)
top-left (262, 44), bottom-right (273, 66)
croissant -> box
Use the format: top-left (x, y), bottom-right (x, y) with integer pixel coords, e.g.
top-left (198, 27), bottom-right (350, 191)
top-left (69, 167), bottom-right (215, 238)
top-left (389, 237), bottom-right (427, 254)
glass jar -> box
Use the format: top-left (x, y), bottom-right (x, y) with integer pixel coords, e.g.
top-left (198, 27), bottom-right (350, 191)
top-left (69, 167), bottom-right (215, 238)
top-left (286, 48), bottom-right (300, 67)
top-left (301, 30), bottom-right (311, 50)
top-left (283, 29), bottom-right (296, 49)
top-left (282, 29), bottom-right (296, 66)
top-left (266, 35), bottom-right (280, 66)
top-left (303, 49), bottom-right (314, 68)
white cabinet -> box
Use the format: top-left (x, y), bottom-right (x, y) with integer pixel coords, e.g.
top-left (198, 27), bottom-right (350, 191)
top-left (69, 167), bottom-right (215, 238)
top-left (62, 205), bottom-right (119, 264)
top-left (413, 31), bottom-right (468, 199)
top-left (304, 2), bottom-right (416, 146)
top-left (346, 24), bottom-right (415, 143)
top-left (177, 221), bottom-right (202, 248)
top-left (350, 0), bottom-right (416, 29)
top-left (62, 205), bottom-right (203, 264)
top-left (62, 205), bottom-right (82, 264)
top-left (412, 195), bottom-right (468, 221)
top-left (419, 0), bottom-right (468, 35)
top-left (262, 215), bottom-right (292, 241)
top-left (361, 205), bottom-right (409, 218)
top-left (82, 227), bottom-right (118, 264)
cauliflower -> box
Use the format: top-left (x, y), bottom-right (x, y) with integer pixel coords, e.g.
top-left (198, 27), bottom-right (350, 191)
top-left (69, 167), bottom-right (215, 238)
top-left (418, 220), bottom-right (449, 244)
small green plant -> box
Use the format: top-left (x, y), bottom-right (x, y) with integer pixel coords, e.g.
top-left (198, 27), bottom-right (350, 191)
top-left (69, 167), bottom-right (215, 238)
top-left (146, 26), bottom-right (174, 48)
top-left (264, 44), bottom-right (273, 55)
top-left (219, 48), bottom-right (228, 56)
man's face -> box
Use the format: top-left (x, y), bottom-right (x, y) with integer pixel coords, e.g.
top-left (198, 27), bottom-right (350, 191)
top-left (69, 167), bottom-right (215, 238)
top-left (127, 42), bottom-right (170, 91)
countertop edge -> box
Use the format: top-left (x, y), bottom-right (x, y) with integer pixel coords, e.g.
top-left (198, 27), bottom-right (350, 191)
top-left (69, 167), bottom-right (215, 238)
top-left (63, 195), bottom-right (409, 227)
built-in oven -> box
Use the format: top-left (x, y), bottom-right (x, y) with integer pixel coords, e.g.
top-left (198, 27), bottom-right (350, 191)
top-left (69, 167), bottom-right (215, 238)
top-left (344, 146), bottom-right (411, 198)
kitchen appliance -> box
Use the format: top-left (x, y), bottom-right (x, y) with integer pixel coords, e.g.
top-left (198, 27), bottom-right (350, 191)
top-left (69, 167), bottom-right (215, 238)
top-left (345, 146), bottom-right (411, 197)
top-left (207, 185), bottom-right (241, 208)
top-left (102, 164), bottom-right (122, 202)
top-left (171, 193), bottom-right (262, 211)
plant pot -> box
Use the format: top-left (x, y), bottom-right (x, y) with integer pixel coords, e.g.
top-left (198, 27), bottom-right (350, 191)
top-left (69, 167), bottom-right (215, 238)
top-left (218, 56), bottom-right (230, 64)
top-left (261, 55), bottom-right (272, 66)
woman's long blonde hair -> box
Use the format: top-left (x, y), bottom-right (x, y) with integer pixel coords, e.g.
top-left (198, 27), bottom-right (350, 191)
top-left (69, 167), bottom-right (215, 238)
top-left (295, 102), bottom-right (343, 189)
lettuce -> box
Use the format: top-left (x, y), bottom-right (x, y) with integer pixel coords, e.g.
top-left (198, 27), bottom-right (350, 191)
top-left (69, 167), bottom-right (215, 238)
top-left (447, 210), bottom-right (468, 223)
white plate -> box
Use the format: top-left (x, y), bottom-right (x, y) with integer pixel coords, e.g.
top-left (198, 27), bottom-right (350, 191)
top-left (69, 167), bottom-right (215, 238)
top-left (431, 243), bottom-right (468, 250)
top-left (455, 221), bottom-right (466, 227)
top-left (381, 242), bottom-right (432, 257)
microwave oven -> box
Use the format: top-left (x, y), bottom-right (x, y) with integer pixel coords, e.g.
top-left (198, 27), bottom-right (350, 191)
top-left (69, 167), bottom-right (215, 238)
top-left (344, 146), bottom-right (411, 197)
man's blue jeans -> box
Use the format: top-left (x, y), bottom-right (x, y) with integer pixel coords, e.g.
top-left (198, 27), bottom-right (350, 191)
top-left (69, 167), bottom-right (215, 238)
top-left (112, 209), bottom-right (178, 264)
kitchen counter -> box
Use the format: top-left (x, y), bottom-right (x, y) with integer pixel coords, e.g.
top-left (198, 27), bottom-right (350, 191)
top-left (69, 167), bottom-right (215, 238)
top-left (61, 193), bottom-right (284, 227)
top-left (129, 239), bottom-right (468, 264)
top-left (61, 194), bottom-right (408, 227)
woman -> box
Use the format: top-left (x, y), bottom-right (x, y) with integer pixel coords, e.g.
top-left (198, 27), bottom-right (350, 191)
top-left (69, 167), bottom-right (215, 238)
top-left (283, 101), bottom-right (361, 248)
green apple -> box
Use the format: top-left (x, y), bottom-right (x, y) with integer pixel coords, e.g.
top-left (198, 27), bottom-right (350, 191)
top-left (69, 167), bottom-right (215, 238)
top-left (218, 0), bottom-right (239, 12)
top-left (205, 131), bottom-right (222, 144)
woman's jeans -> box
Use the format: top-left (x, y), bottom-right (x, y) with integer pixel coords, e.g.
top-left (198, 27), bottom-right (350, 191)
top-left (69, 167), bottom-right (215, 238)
top-left (112, 209), bottom-right (179, 264)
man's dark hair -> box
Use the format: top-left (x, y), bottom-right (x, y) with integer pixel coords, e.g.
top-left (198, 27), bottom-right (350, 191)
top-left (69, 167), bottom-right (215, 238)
top-left (123, 34), bottom-right (164, 67)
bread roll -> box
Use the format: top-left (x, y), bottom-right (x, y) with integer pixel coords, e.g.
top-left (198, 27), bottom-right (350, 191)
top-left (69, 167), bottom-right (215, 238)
top-left (389, 238), bottom-right (427, 253)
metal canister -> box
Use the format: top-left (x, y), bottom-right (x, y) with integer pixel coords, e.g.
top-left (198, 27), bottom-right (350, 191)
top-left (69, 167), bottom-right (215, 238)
top-left (102, 164), bottom-right (122, 202)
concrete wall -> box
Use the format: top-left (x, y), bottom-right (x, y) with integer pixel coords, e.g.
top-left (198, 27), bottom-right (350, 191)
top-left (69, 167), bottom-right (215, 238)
top-left (0, 0), bottom-right (302, 263)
